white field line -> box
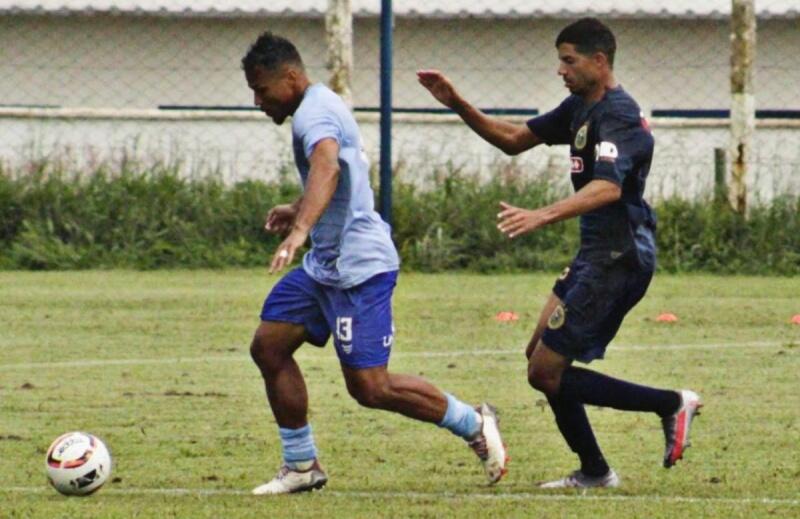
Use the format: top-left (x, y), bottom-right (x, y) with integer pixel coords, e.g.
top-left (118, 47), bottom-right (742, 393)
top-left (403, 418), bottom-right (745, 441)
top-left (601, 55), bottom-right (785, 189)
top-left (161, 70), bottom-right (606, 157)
top-left (0, 341), bottom-right (789, 372)
top-left (1, 486), bottom-right (799, 506)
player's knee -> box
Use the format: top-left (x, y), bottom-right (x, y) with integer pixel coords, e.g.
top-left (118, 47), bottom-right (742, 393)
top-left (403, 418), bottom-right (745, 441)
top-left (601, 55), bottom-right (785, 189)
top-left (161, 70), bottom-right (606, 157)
top-left (528, 366), bottom-right (560, 396)
top-left (347, 380), bottom-right (390, 409)
top-left (249, 331), bottom-right (283, 374)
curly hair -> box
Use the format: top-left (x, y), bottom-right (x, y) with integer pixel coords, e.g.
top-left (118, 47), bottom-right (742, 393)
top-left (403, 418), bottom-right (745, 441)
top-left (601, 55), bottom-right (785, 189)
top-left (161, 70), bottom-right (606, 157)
top-left (241, 31), bottom-right (304, 74)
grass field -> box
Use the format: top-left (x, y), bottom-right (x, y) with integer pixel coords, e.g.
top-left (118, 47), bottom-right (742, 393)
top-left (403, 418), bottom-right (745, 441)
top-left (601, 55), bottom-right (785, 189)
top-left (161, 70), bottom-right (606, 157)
top-left (1, 270), bottom-right (799, 518)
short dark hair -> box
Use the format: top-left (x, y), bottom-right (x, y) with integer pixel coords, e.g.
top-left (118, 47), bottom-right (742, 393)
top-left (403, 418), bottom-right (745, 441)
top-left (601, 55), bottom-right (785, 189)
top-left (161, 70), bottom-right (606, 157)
top-left (242, 31), bottom-right (304, 74)
top-left (556, 18), bottom-right (617, 67)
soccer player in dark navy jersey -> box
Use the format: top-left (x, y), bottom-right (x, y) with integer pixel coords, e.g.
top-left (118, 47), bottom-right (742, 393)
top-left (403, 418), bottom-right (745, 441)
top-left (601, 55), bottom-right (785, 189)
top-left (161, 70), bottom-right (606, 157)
top-left (419, 18), bottom-right (702, 488)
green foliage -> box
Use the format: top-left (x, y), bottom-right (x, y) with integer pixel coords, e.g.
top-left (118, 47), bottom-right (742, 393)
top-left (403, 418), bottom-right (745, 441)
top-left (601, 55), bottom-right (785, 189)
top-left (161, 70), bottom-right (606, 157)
top-left (392, 170), bottom-right (577, 272)
top-left (656, 195), bottom-right (800, 274)
top-left (0, 159), bottom-right (797, 274)
top-left (0, 160), bottom-right (299, 270)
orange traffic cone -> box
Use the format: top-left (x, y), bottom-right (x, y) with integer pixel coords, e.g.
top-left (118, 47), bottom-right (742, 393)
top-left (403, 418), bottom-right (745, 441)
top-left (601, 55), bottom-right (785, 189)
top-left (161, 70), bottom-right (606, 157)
top-left (494, 311), bottom-right (519, 322)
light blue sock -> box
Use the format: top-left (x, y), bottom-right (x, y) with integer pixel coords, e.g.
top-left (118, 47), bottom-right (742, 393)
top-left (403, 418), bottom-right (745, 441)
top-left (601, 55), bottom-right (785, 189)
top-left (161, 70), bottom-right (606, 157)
top-left (437, 393), bottom-right (480, 440)
top-left (279, 424), bottom-right (318, 468)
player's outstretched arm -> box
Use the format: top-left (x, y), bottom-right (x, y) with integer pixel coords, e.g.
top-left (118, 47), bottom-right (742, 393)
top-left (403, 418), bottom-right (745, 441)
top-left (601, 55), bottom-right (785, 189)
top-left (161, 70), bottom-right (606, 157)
top-left (270, 138), bottom-right (340, 273)
top-left (417, 69), bottom-right (541, 155)
top-left (497, 179), bottom-right (621, 238)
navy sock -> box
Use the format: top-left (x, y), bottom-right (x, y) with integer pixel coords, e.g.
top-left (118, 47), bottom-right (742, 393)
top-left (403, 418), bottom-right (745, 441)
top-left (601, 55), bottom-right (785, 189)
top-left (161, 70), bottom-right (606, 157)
top-left (560, 367), bottom-right (681, 417)
top-left (546, 393), bottom-right (609, 477)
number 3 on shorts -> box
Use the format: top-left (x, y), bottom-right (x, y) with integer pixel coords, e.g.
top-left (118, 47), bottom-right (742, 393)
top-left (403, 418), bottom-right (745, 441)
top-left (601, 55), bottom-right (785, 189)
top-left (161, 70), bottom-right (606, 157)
top-left (336, 317), bottom-right (353, 342)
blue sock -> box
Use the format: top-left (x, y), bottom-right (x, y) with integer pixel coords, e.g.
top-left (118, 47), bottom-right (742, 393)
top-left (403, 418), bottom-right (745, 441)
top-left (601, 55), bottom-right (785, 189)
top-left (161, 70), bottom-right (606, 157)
top-left (437, 393), bottom-right (480, 440)
top-left (560, 367), bottom-right (681, 417)
top-left (279, 425), bottom-right (317, 468)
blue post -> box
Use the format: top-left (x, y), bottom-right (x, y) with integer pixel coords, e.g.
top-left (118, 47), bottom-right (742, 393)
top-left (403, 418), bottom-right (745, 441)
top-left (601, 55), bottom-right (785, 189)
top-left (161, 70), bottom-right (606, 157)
top-left (379, 0), bottom-right (393, 225)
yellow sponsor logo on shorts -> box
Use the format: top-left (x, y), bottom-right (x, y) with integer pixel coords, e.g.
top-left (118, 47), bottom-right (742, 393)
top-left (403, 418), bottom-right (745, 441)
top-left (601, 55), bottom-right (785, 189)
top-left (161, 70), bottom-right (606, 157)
top-left (547, 304), bottom-right (566, 330)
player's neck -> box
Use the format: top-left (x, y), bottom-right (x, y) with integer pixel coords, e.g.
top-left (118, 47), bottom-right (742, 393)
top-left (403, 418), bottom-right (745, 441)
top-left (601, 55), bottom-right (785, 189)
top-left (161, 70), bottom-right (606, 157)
top-left (582, 74), bottom-right (617, 104)
top-left (289, 77), bottom-right (312, 115)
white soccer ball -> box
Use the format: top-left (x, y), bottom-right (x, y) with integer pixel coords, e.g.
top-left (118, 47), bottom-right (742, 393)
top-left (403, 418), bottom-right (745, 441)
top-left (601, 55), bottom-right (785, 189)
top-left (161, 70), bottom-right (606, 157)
top-left (45, 432), bottom-right (112, 496)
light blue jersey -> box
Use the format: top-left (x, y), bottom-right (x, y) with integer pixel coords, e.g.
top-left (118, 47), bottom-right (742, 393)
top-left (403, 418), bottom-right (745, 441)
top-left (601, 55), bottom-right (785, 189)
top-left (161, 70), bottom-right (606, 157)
top-left (291, 83), bottom-right (399, 289)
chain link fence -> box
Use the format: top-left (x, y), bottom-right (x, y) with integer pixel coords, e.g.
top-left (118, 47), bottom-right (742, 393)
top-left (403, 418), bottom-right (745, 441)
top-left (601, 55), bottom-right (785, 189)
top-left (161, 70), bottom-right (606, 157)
top-left (0, 1), bottom-right (798, 201)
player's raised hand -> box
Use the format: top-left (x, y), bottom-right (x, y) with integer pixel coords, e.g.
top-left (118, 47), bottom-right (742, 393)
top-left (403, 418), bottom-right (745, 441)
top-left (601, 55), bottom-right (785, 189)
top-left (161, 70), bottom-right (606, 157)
top-left (265, 204), bottom-right (298, 235)
top-left (269, 228), bottom-right (308, 274)
top-left (497, 201), bottom-right (549, 238)
top-left (417, 69), bottom-right (459, 108)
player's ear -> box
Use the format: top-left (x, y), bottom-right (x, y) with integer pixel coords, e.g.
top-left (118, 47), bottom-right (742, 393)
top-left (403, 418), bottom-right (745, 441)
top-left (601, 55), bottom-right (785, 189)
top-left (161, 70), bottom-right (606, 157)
top-left (593, 51), bottom-right (609, 69)
top-left (285, 64), bottom-right (302, 84)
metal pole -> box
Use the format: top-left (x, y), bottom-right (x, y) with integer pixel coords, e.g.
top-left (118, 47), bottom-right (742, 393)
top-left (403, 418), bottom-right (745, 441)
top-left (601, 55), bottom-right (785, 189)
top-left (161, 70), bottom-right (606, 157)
top-left (729, 0), bottom-right (756, 215)
top-left (379, 0), bottom-right (393, 225)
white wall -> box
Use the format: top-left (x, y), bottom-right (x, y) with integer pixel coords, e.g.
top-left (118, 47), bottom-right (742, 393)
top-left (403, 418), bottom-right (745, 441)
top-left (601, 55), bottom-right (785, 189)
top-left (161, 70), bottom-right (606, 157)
top-left (2, 113), bottom-right (798, 202)
top-left (3, 14), bottom-right (798, 111)
top-left (1, 13), bottom-right (799, 202)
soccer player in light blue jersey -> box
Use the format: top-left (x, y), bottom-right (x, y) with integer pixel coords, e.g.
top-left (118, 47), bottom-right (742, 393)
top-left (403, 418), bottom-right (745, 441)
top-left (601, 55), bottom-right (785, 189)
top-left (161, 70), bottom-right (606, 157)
top-left (242, 32), bottom-right (507, 495)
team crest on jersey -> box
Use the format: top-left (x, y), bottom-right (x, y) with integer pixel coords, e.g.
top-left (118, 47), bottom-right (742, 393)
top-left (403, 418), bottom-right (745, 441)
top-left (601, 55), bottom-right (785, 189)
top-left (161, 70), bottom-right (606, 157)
top-left (574, 123), bottom-right (589, 150)
top-left (547, 304), bottom-right (566, 330)
top-left (570, 157), bottom-right (584, 174)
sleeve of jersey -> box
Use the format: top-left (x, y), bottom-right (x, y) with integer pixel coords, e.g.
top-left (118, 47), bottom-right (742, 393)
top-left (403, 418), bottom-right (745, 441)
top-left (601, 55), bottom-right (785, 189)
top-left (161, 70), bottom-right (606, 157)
top-left (525, 96), bottom-right (576, 145)
top-left (297, 108), bottom-right (343, 159)
top-left (591, 116), bottom-right (636, 186)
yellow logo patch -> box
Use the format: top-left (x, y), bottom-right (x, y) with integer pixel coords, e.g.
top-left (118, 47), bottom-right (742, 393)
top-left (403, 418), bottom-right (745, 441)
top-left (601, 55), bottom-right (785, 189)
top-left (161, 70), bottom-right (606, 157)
top-left (574, 123), bottom-right (589, 150)
top-left (558, 266), bottom-right (570, 281)
top-left (547, 304), bottom-right (566, 330)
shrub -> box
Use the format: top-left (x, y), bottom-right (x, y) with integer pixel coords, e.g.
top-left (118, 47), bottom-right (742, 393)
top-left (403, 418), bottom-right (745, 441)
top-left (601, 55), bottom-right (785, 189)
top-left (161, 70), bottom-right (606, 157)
top-left (0, 160), bottom-right (797, 274)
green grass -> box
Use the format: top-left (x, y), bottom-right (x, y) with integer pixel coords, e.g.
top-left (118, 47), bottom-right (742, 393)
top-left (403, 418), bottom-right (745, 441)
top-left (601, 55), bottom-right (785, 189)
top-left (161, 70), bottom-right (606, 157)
top-left (1, 270), bottom-right (799, 518)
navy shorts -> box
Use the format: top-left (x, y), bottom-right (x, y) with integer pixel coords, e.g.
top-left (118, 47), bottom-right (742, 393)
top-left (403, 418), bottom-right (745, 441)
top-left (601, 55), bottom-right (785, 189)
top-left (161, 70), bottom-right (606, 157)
top-left (542, 256), bottom-right (653, 363)
top-left (260, 268), bottom-right (397, 369)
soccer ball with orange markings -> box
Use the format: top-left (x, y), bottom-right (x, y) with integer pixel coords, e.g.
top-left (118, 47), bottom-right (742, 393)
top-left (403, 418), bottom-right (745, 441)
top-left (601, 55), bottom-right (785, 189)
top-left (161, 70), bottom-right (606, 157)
top-left (45, 432), bottom-right (112, 496)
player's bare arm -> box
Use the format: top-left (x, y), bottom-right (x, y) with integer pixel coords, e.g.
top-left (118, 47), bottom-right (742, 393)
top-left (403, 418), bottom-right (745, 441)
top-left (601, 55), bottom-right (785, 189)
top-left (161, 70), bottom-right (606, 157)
top-left (265, 197), bottom-right (302, 234)
top-left (497, 179), bottom-right (621, 238)
top-left (417, 69), bottom-right (541, 155)
top-left (270, 138), bottom-right (340, 273)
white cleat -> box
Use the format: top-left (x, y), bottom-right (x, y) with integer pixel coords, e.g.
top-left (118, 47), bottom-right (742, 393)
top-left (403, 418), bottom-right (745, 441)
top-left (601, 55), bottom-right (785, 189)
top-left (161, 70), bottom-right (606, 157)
top-left (467, 403), bottom-right (509, 484)
top-left (662, 389), bottom-right (703, 468)
top-left (251, 460), bottom-right (328, 495)
top-left (539, 469), bottom-right (620, 489)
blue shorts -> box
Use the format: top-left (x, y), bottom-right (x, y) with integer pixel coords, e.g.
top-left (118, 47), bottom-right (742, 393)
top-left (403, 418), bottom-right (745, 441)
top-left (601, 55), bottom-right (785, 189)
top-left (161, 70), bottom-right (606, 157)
top-left (260, 268), bottom-right (398, 369)
top-left (542, 256), bottom-right (653, 363)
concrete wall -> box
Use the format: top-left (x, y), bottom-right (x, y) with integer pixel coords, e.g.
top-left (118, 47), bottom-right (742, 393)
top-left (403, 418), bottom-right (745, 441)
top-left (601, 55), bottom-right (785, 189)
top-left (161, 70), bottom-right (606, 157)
top-left (3, 14), bottom-right (798, 111)
top-left (1, 13), bottom-right (799, 202)
top-left (3, 113), bottom-right (798, 202)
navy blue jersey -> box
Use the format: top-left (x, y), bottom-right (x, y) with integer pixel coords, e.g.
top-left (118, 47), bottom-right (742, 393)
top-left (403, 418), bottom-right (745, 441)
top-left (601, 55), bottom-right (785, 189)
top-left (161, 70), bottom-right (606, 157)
top-left (527, 87), bottom-right (656, 270)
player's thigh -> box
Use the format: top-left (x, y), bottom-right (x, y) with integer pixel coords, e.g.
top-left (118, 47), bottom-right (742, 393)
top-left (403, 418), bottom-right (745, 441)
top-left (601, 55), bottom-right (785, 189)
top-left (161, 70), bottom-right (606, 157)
top-left (526, 291), bottom-right (564, 358)
top-left (250, 320), bottom-right (307, 366)
top-left (543, 259), bottom-right (648, 363)
top-left (325, 270), bottom-right (398, 371)
top-left (259, 267), bottom-right (332, 348)
top-left (527, 340), bottom-right (572, 393)
top-left (340, 364), bottom-right (390, 404)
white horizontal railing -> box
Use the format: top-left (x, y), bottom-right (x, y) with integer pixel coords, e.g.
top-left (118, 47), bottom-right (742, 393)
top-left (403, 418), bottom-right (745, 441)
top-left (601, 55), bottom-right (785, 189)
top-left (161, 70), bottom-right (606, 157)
top-left (2, 107), bottom-right (800, 128)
